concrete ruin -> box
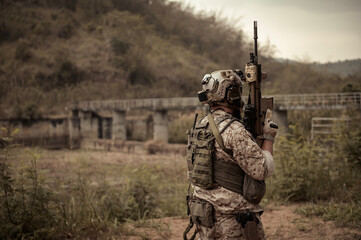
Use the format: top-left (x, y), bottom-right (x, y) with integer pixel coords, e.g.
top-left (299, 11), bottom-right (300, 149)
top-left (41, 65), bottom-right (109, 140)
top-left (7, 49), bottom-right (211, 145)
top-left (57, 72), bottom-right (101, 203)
top-left (1, 93), bottom-right (359, 149)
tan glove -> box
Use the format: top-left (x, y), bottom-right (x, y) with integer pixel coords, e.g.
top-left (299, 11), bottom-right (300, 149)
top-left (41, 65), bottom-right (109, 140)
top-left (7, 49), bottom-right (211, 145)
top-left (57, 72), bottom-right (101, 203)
top-left (263, 109), bottom-right (278, 142)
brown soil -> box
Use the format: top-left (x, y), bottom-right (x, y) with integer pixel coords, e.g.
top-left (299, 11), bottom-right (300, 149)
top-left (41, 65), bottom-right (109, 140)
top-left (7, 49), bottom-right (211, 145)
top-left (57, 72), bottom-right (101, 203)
top-left (123, 204), bottom-right (361, 240)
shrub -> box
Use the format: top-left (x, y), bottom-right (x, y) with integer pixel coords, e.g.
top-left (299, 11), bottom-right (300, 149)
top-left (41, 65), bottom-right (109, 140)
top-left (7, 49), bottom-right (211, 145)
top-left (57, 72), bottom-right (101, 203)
top-left (0, 22), bottom-right (11, 43)
top-left (12, 87), bottom-right (44, 119)
top-left (33, 21), bottom-right (52, 36)
top-left (55, 59), bottom-right (80, 87)
top-left (111, 37), bottom-right (130, 55)
top-left (267, 121), bottom-right (361, 203)
top-left (0, 126), bottom-right (188, 238)
top-left (342, 83), bottom-right (361, 92)
top-left (168, 113), bottom-right (200, 144)
top-left (127, 58), bottom-right (155, 85)
top-left (57, 22), bottom-right (74, 39)
top-left (15, 39), bottom-right (32, 61)
top-left (340, 120), bottom-right (361, 169)
top-left (144, 140), bottom-right (165, 154)
top-left (0, 128), bottom-right (57, 239)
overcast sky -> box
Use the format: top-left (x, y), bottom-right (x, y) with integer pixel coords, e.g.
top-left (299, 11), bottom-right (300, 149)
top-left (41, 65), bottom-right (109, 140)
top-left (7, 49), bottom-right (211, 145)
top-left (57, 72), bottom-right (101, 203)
top-left (169, 0), bottom-right (361, 63)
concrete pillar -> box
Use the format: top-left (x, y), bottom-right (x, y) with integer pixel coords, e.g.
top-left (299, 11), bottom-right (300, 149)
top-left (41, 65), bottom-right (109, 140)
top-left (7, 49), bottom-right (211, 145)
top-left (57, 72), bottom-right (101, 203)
top-left (79, 111), bottom-right (98, 139)
top-left (273, 110), bottom-right (288, 132)
top-left (69, 110), bottom-right (80, 149)
top-left (153, 110), bottom-right (168, 142)
top-left (112, 110), bottom-right (126, 140)
top-left (103, 118), bottom-right (112, 139)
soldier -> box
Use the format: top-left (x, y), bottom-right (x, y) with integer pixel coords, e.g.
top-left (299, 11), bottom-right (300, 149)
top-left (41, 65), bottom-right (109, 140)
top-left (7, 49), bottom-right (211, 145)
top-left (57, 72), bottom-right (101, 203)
top-left (186, 69), bottom-right (277, 240)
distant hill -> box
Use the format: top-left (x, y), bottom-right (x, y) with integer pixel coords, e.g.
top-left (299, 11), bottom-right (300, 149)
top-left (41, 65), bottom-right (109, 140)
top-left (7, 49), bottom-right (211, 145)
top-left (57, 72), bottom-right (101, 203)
top-left (276, 58), bottom-right (361, 77)
top-left (313, 59), bottom-right (361, 77)
top-left (0, 0), bottom-right (359, 119)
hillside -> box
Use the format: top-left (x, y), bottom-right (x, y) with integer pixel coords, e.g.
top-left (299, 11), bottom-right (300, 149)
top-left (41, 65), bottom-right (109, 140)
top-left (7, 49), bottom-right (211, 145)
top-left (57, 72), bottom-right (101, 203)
top-left (314, 59), bottom-right (361, 77)
top-left (0, 0), bottom-right (360, 119)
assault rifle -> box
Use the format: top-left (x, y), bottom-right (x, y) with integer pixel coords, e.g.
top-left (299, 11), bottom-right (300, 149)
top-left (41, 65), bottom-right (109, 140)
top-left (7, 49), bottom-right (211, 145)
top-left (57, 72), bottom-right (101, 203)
top-left (243, 21), bottom-right (274, 146)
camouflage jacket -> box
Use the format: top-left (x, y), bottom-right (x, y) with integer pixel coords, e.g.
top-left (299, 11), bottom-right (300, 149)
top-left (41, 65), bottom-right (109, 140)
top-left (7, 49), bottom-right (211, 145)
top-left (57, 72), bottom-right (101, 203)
top-left (192, 109), bottom-right (274, 214)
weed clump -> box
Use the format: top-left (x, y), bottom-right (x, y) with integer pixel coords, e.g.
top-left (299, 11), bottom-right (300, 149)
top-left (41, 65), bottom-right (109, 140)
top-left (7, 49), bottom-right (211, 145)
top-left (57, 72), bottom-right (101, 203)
top-left (297, 201), bottom-right (361, 229)
top-left (0, 127), bottom-right (183, 238)
top-left (268, 123), bottom-right (361, 202)
top-left (0, 128), bottom-right (57, 239)
top-left (267, 121), bottom-right (361, 229)
top-left (144, 140), bottom-right (166, 154)
top-left (168, 114), bottom-right (196, 144)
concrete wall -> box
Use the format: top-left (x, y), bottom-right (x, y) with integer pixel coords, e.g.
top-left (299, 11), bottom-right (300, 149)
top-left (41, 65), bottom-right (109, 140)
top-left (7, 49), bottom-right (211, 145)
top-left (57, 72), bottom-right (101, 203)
top-left (101, 118), bottom-right (112, 139)
top-left (127, 115), bottom-right (153, 141)
top-left (79, 111), bottom-right (100, 139)
top-left (153, 110), bottom-right (168, 142)
top-left (0, 113), bottom-right (155, 149)
top-left (0, 118), bottom-right (69, 149)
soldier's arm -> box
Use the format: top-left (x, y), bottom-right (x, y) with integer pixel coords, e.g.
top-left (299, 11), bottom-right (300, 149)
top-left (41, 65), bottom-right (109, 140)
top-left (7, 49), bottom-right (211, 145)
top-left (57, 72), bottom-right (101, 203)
top-left (262, 139), bottom-right (273, 155)
top-left (227, 124), bottom-right (274, 181)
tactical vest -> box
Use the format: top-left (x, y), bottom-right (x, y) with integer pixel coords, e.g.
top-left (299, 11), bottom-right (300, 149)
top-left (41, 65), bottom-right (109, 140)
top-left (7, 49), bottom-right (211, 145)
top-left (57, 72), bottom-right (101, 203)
top-left (186, 114), bottom-right (245, 194)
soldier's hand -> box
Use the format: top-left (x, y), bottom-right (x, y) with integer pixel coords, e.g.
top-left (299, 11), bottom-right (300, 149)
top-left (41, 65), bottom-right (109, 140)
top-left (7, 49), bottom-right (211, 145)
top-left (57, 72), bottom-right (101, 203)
top-left (263, 109), bottom-right (278, 141)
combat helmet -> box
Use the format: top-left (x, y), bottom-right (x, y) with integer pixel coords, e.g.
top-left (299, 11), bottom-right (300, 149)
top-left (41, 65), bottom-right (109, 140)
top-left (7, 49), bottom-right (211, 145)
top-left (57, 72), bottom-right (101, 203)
top-left (198, 69), bottom-right (244, 109)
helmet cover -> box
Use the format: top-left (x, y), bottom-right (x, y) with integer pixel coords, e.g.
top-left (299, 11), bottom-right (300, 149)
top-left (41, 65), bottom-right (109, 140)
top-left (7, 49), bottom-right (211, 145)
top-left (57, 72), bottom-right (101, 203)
top-left (198, 69), bottom-right (242, 107)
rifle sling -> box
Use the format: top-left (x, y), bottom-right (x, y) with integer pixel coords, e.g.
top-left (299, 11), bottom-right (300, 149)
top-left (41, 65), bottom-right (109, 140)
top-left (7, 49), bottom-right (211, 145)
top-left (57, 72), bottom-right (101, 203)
top-left (207, 113), bottom-right (244, 195)
top-left (207, 113), bottom-right (232, 155)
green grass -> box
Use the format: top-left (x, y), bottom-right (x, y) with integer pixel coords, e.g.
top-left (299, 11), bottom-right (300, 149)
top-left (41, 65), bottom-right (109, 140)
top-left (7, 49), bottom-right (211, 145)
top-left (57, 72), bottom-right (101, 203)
top-left (297, 202), bottom-right (361, 230)
top-left (265, 122), bottom-right (361, 231)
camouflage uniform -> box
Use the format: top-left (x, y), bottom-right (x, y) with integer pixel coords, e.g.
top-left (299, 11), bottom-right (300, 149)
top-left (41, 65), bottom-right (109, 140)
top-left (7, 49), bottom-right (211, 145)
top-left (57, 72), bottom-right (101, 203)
top-left (192, 109), bottom-right (274, 240)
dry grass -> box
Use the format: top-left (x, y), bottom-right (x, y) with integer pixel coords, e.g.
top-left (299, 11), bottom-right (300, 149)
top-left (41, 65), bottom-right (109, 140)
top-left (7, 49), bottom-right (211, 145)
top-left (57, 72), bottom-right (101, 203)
top-left (34, 144), bottom-right (187, 184)
top-left (0, 143), bottom-right (188, 239)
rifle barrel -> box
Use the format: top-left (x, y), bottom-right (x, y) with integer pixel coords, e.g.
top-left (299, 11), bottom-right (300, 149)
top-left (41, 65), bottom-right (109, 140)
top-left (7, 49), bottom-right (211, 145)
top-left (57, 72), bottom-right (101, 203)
top-left (254, 21), bottom-right (258, 58)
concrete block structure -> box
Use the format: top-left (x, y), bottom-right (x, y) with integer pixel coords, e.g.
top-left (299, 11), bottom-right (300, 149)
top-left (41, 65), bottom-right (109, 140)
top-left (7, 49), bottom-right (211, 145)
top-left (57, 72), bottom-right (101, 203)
top-left (1, 93), bottom-right (360, 149)
top-left (153, 110), bottom-right (168, 142)
top-left (112, 110), bottom-right (126, 140)
top-left (69, 92), bottom-right (361, 145)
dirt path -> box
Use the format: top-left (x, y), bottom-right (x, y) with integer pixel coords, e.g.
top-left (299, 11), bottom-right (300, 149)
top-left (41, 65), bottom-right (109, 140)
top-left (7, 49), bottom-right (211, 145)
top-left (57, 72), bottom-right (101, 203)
top-left (126, 204), bottom-right (361, 240)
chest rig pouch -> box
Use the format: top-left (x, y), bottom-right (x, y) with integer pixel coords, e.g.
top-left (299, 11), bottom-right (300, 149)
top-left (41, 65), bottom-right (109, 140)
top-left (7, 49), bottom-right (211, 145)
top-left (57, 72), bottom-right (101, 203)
top-left (186, 120), bottom-right (215, 189)
top-left (186, 114), bottom-right (236, 189)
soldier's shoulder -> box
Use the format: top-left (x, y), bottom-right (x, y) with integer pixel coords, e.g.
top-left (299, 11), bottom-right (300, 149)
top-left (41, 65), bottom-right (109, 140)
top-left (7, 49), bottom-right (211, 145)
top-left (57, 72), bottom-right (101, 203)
top-left (224, 118), bottom-right (244, 130)
top-left (222, 118), bottom-right (252, 138)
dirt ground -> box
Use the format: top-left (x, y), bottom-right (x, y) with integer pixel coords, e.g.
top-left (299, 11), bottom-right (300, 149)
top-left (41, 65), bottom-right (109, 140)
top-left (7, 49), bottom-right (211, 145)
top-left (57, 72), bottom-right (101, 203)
top-left (124, 203), bottom-right (361, 240)
top-left (34, 146), bottom-right (361, 240)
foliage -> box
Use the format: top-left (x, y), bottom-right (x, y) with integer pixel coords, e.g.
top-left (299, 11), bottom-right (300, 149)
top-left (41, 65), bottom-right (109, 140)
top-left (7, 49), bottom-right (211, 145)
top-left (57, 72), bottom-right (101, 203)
top-left (338, 119), bottom-right (361, 171)
top-left (266, 119), bottom-right (361, 229)
top-left (54, 167), bottom-right (160, 237)
top-left (55, 59), bottom-right (81, 87)
top-left (342, 82), bottom-right (361, 92)
top-left (267, 123), bottom-right (361, 203)
top-left (15, 39), bottom-right (32, 61)
top-left (267, 125), bottom-right (332, 202)
top-left (111, 37), bottom-right (130, 56)
top-left (168, 113), bottom-right (198, 144)
top-left (0, 128), bottom-right (188, 238)
top-left (144, 140), bottom-right (166, 154)
top-left (297, 201), bottom-right (361, 229)
top-left (57, 22), bottom-right (74, 39)
top-left (0, 128), bottom-right (57, 239)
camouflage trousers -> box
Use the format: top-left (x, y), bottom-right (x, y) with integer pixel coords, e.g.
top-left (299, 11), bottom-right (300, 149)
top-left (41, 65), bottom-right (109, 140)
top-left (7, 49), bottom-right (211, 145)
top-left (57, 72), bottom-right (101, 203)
top-left (196, 212), bottom-right (265, 240)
